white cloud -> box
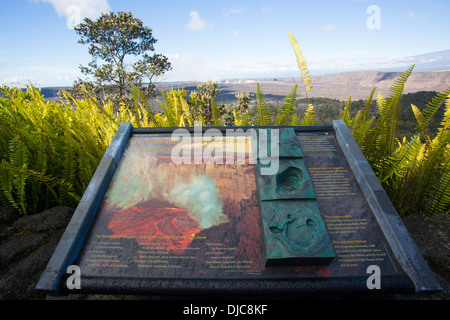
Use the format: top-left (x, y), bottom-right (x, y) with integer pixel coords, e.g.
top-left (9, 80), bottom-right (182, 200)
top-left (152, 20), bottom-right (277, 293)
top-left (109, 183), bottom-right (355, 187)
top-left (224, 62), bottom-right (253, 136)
top-left (229, 8), bottom-right (244, 15)
top-left (406, 11), bottom-right (416, 19)
top-left (322, 24), bottom-right (337, 33)
top-left (36, 0), bottom-right (111, 29)
top-left (186, 11), bottom-right (212, 31)
top-left (223, 8), bottom-right (244, 17)
top-left (231, 30), bottom-right (240, 37)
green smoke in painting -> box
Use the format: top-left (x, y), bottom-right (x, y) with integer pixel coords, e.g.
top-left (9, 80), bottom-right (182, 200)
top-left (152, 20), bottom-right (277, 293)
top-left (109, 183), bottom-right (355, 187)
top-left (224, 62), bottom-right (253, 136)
top-left (170, 174), bottom-right (226, 229)
top-left (103, 150), bottom-right (228, 230)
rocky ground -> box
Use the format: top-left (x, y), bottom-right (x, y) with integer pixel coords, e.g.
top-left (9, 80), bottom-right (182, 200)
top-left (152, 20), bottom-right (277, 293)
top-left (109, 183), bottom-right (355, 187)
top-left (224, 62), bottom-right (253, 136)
top-left (0, 206), bottom-right (448, 300)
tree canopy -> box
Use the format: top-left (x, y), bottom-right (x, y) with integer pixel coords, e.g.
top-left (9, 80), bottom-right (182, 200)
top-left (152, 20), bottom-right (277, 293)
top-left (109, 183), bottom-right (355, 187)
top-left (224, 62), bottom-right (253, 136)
top-left (73, 11), bottom-right (171, 102)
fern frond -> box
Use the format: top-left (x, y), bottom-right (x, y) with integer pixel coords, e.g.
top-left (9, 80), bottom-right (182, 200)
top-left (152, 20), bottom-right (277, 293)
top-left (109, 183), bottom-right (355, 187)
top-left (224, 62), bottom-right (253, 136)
top-left (415, 87), bottom-right (450, 134)
top-left (128, 83), bottom-right (152, 125)
top-left (255, 83), bottom-right (271, 126)
top-left (376, 91), bottom-right (385, 113)
top-left (0, 160), bottom-right (75, 207)
top-left (352, 113), bottom-right (375, 146)
top-left (9, 137), bottom-right (29, 214)
top-left (411, 103), bottom-right (426, 130)
top-left (420, 103), bottom-right (450, 176)
top-left (0, 160), bottom-right (17, 211)
top-left (393, 99), bottom-right (450, 215)
top-left (339, 96), bottom-right (352, 126)
top-left (363, 65), bottom-right (415, 162)
top-left (300, 104), bottom-right (317, 126)
top-left (233, 109), bottom-right (251, 126)
top-left (357, 87), bottom-right (377, 127)
top-left (382, 134), bottom-right (423, 182)
top-left (77, 145), bottom-right (97, 191)
top-left (385, 65), bottom-right (415, 154)
top-left (350, 87), bottom-right (376, 146)
top-left (290, 113), bottom-right (301, 126)
top-left (157, 90), bottom-right (177, 127)
top-left (211, 100), bottom-right (223, 127)
top-left (363, 87), bottom-right (377, 110)
top-left (180, 96), bottom-right (194, 127)
top-left (232, 109), bottom-right (241, 126)
top-left (33, 132), bottom-right (48, 174)
top-left (424, 158), bottom-right (450, 215)
top-left (129, 82), bottom-right (152, 113)
top-left (288, 32), bottom-right (312, 95)
top-left (153, 113), bottom-right (169, 127)
top-left (61, 135), bottom-right (77, 204)
top-left (438, 93), bottom-right (450, 132)
top-left (172, 90), bottom-right (181, 121)
top-left (274, 84), bottom-right (298, 126)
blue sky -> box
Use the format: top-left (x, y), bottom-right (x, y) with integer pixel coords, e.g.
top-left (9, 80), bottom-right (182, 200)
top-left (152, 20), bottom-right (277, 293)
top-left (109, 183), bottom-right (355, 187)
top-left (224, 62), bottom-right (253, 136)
top-left (0, 0), bottom-right (449, 87)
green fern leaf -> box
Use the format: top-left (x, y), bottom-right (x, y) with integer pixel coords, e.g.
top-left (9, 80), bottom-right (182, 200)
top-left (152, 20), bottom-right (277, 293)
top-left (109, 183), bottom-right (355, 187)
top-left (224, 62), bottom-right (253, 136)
top-left (411, 103), bottom-right (426, 131)
top-left (255, 83), bottom-right (271, 126)
top-left (9, 137), bottom-right (29, 214)
top-left (129, 82), bottom-right (155, 125)
top-left (61, 136), bottom-right (77, 203)
top-left (339, 96), bottom-right (352, 126)
top-left (240, 112), bottom-right (251, 126)
top-left (157, 90), bottom-right (177, 127)
top-left (274, 84), bottom-right (298, 126)
top-left (382, 134), bottom-right (423, 182)
top-left (424, 161), bottom-right (450, 215)
top-left (351, 87), bottom-right (376, 146)
top-left (233, 109), bottom-right (251, 126)
top-left (415, 87), bottom-right (450, 134)
top-left (153, 113), bottom-right (169, 127)
top-left (288, 32), bottom-right (312, 94)
top-left (300, 104), bottom-right (317, 126)
top-left (364, 65), bottom-right (415, 162)
top-left (290, 113), bottom-right (301, 126)
top-left (211, 100), bottom-right (223, 127)
top-left (437, 93), bottom-right (450, 133)
top-left (0, 160), bottom-right (18, 211)
top-left (180, 96), bottom-right (194, 127)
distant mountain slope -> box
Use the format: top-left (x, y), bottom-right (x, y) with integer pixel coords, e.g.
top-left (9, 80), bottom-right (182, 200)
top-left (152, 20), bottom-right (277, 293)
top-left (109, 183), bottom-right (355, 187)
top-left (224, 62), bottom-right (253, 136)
top-left (309, 70), bottom-right (450, 100)
top-left (214, 71), bottom-right (450, 101)
top-left (28, 71), bottom-right (450, 102)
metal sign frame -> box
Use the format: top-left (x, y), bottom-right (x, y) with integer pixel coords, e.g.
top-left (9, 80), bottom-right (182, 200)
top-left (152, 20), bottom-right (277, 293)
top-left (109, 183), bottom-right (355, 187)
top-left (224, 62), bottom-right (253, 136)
top-left (35, 121), bottom-right (441, 297)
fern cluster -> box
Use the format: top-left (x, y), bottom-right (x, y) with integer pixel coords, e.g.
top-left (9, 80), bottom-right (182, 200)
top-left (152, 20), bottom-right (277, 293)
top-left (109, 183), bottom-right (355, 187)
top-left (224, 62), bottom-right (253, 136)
top-left (339, 68), bottom-right (450, 216)
top-left (0, 85), bottom-right (125, 214)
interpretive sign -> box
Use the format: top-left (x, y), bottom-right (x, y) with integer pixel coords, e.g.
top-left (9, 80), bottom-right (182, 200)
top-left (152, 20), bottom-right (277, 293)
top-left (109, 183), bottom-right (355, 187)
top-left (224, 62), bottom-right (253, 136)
top-left (36, 121), bottom-right (441, 296)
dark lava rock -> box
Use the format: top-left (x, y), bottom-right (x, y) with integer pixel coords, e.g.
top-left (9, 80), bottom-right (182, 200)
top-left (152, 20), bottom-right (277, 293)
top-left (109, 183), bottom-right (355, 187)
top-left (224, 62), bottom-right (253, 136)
top-left (0, 207), bottom-right (73, 300)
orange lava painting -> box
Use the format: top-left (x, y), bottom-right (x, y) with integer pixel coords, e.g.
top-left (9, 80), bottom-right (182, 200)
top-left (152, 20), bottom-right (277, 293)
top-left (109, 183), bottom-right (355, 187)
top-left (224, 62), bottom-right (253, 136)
top-left (75, 135), bottom-right (263, 278)
top-left (108, 200), bottom-right (203, 254)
